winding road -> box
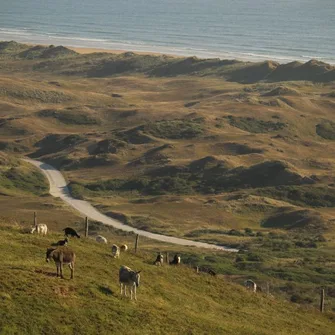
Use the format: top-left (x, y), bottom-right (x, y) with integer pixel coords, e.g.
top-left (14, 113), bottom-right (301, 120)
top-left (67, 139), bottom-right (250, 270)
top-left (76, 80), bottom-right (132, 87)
top-left (24, 158), bottom-right (238, 252)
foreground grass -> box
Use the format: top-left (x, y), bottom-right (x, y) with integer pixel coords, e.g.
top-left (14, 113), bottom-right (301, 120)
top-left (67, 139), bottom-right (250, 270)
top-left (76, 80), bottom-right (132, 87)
top-left (0, 224), bottom-right (334, 335)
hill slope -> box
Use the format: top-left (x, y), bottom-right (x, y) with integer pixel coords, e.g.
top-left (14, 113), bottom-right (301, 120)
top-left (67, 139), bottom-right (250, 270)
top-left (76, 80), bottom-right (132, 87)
top-left (0, 223), bottom-right (334, 335)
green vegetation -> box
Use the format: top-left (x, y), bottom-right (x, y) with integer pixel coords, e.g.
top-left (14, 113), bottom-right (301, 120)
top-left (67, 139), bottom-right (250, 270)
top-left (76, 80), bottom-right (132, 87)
top-left (0, 223), bottom-right (334, 335)
top-left (93, 138), bottom-right (127, 154)
top-left (0, 88), bottom-right (71, 103)
top-left (0, 156), bottom-right (48, 195)
top-left (0, 167), bottom-right (47, 195)
top-left (0, 141), bottom-right (29, 153)
top-left (38, 109), bottom-right (100, 125)
top-left (254, 185), bottom-right (335, 207)
top-left (226, 115), bottom-right (286, 133)
top-left (68, 160), bottom-right (313, 197)
top-left (316, 120), bottom-right (335, 140)
top-left (140, 119), bottom-right (204, 139)
top-left (31, 134), bottom-right (87, 158)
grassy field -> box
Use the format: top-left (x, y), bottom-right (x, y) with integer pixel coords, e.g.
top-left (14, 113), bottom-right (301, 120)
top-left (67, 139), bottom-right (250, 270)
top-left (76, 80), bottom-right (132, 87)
top-left (0, 41), bottom-right (335, 321)
top-left (0, 222), bottom-right (334, 335)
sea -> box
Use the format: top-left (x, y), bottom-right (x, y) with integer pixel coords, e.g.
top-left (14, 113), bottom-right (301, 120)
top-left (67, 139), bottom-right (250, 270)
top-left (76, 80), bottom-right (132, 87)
top-left (0, 0), bottom-right (334, 64)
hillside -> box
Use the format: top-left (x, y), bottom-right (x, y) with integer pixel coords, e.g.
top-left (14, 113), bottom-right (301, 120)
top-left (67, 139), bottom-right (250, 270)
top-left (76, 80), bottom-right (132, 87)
top-left (0, 222), bottom-right (334, 335)
top-left (0, 40), bottom-right (335, 316)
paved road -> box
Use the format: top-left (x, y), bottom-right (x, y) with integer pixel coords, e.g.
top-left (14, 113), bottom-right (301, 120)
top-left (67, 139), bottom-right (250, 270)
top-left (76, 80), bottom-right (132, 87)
top-left (24, 158), bottom-right (238, 252)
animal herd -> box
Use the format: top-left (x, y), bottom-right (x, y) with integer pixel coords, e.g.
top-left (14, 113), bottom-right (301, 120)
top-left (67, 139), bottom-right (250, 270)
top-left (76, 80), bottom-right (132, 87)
top-left (30, 222), bottom-right (258, 300)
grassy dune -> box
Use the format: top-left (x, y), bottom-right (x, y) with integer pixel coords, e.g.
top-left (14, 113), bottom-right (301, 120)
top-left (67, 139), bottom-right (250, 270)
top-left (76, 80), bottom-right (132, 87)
top-left (0, 223), bottom-right (334, 335)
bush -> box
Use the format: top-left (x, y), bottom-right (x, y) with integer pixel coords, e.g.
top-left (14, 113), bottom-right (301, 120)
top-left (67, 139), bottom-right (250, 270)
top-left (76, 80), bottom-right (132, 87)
top-left (141, 119), bottom-right (204, 139)
top-left (226, 115), bottom-right (286, 133)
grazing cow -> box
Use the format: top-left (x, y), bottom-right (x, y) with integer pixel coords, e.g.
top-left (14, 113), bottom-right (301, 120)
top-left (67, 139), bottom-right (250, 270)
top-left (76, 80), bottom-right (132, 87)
top-left (244, 279), bottom-right (257, 293)
top-left (46, 247), bottom-right (76, 279)
top-left (170, 254), bottom-right (181, 265)
top-left (154, 253), bottom-right (164, 266)
top-left (119, 265), bottom-right (141, 300)
top-left (96, 235), bottom-right (108, 244)
top-left (120, 244), bottom-right (128, 252)
top-left (112, 244), bottom-right (120, 258)
top-left (30, 224), bottom-right (48, 236)
top-left (63, 227), bottom-right (80, 238)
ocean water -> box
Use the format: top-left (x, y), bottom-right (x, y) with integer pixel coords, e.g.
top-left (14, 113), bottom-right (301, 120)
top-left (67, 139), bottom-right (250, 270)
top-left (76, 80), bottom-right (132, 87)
top-left (0, 0), bottom-right (334, 64)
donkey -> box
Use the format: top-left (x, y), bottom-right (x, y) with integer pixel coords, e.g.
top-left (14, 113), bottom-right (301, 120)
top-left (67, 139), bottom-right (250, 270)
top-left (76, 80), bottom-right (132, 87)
top-left (46, 247), bottom-right (76, 279)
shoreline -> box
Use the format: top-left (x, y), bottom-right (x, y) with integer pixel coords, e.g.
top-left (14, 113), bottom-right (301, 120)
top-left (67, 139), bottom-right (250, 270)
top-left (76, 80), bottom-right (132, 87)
top-left (3, 36), bottom-right (334, 65)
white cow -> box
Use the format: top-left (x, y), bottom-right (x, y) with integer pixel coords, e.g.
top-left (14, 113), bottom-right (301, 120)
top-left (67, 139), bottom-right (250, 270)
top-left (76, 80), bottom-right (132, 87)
top-left (112, 244), bottom-right (120, 258)
top-left (30, 224), bottom-right (48, 236)
top-left (96, 235), bottom-right (108, 244)
top-left (119, 265), bottom-right (141, 300)
top-left (244, 279), bottom-right (257, 293)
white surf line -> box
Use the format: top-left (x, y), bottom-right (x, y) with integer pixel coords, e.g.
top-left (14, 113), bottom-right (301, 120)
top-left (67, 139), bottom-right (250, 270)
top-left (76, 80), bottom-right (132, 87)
top-left (24, 158), bottom-right (238, 252)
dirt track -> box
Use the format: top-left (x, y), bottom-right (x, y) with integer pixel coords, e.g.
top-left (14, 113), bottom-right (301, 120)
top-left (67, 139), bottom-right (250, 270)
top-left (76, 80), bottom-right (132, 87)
top-left (25, 158), bottom-right (238, 252)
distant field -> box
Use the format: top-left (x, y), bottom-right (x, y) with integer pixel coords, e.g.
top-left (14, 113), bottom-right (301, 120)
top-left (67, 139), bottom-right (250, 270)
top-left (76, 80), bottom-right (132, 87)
top-left (0, 41), bottom-right (334, 314)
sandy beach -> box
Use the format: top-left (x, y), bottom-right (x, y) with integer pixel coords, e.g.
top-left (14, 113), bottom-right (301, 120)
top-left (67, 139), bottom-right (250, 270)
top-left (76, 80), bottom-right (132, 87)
top-left (24, 42), bottom-right (179, 58)
top-left (68, 46), bottom-right (177, 57)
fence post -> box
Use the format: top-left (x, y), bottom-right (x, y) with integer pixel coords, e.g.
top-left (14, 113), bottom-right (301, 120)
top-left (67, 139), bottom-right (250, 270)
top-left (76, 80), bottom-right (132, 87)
top-left (135, 234), bottom-right (139, 253)
top-left (165, 252), bottom-right (169, 264)
top-left (85, 217), bottom-right (89, 237)
top-left (320, 289), bottom-right (325, 313)
top-left (34, 212), bottom-right (37, 226)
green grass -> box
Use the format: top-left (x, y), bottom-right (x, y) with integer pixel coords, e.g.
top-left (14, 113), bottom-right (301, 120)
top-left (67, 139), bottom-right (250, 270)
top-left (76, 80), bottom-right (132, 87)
top-left (139, 119), bottom-right (204, 139)
top-left (253, 185), bottom-right (335, 208)
top-left (226, 115), bottom-right (286, 133)
top-left (0, 87), bottom-right (71, 103)
top-left (0, 223), bottom-right (334, 335)
top-left (38, 109), bottom-right (100, 125)
top-left (316, 120), bottom-right (335, 140)
top-left (0, 156), bottom-right (48, 195)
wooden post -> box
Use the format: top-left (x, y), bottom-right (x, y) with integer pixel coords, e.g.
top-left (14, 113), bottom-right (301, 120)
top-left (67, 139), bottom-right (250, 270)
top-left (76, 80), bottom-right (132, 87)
top-left (135, 234), bottom-right (139, 253)
top-left (85, 217), bottom-right (89, 237)
top-left (33, 212), bottom-right (37, 226)
top-left (196, 266), bottom-right (199, 274)
top-left (320, 289), bottom-right (325, 313)
top-left (165, 252), bottom-right (169, 264)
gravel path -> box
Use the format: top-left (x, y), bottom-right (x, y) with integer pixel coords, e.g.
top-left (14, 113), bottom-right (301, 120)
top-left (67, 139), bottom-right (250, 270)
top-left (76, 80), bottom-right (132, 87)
top-left (25, 158), bottom-right (238, 252)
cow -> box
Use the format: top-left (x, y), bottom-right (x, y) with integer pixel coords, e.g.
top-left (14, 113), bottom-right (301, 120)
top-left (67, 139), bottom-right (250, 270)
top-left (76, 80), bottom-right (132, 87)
top-left (46, 247), bottom-right (76, 279)
top-left (96, 235), bottom-right (108, 244)
top-left (119, 265), bottom-right (141, 300)
top-left (63, 227), bottom-right (80, 238)
top-left (154, 253), bottom-right (164, 266)
top-left (244, 279), bottom-right (257, 293)
top-left (170, 254), bottom-right (181, 265)
top-left (30, 224), bottom-right (48, 236)
top-left (112, 244), bottom-right (120, 258)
